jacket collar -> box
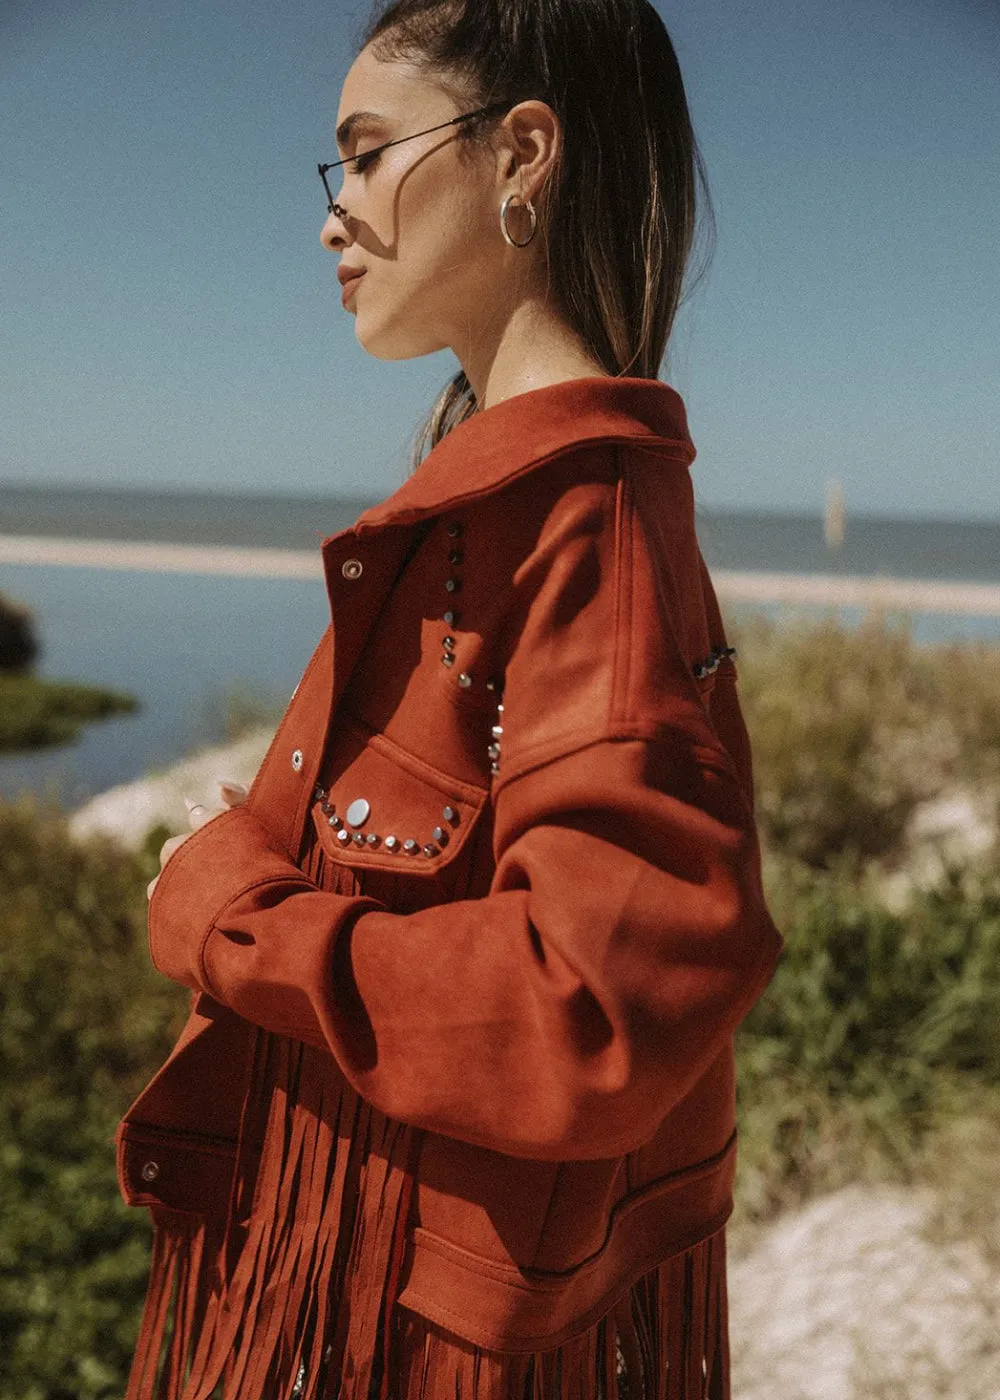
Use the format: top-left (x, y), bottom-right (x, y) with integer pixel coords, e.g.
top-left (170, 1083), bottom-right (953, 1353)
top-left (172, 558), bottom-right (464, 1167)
top-left (350, 375), bottom-right (695, 534)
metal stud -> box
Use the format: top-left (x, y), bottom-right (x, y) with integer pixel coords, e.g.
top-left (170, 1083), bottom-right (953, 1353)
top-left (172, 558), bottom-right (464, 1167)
top-left (446, 521), bottom-right (463, 537)
top-left (384, 835), bottom-right (399, 852)
top-left (423, 843), bottom-right (439, 857)
top-left (443, 610), bottom-right (458, 625)
top-left (485, 675), bottom-right (504, 692)
top-left (441, 653), bottom-right (456, 666)
top-left (457, 672), bottom-right (472, 688)
top-left (314, 784), bottom-right (325, 801)
top-left (366, 833), bottom-right (380, 846)
top-left (442, 635), bottom-right (455, 649)
top-left (444, 577), bottom-right (461, 593)
top-left (491, 724), bottom-right (503, 738)
top-left (341, 557), bottom-right (364, 580)
top-left (337, 829), bottom-right (351, 845)
top-left (487, 743), bottom-right (500, 760)
top-left (431, 826), bottom-right (449, 844)
top-left (442, 805), bottom-right (458, 824)
top-left (352, 832), bottom-right (365, 846)
top-left (321, 800), bottom-right (333, 815)
top-left (447, 550), bottom-right (464, 565)
top-left (291, 748), bottom-right (304, 772)
top-left (328, 814), bottom-right (342, 829)
top-left (140, 1161), bottom-right (160, 1182)
top-left (403, 839), bottom-right (418, 854)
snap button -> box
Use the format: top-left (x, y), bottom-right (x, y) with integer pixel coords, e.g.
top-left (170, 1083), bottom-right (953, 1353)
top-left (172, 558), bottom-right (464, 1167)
top-left (345, 797), bottom-right (370, 827)
top-left (140, 1160), bottom-right (160, 1182)
top-left (341, 557), bottom-right (364, 580)
top-left (291, 748), bottom-right (304, 771)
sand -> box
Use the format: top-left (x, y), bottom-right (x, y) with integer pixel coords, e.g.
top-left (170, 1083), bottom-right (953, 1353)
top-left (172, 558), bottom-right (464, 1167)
top-left (3, 533), bottom-right (1000, 616)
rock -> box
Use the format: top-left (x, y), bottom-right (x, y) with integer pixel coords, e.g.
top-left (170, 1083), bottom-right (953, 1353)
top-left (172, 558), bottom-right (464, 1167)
top-left (728, 1183), bottom-right (1000, 1400)
top-left (875, 784), bottom-right (999, 914)
top-left (0, 593), bottom-right (39, 672)
top-left (68, 727), bottom-right (275, 849)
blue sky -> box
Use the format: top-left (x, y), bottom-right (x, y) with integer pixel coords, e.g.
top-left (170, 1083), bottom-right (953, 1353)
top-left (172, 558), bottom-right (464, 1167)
top-left (2, 0), bottom-right (997, 518)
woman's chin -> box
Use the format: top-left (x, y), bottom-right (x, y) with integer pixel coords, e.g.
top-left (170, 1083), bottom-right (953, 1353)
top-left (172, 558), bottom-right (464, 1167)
top-left (357, 316), bottom-right (445, 363)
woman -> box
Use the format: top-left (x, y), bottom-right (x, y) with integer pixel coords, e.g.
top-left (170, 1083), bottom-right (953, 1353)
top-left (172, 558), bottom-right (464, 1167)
top-left (119, 1), bottom-right (784, 1397)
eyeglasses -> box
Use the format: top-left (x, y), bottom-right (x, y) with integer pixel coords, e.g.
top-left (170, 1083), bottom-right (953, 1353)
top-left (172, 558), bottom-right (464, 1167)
top-left (318, 102), bottom-right (510, 213)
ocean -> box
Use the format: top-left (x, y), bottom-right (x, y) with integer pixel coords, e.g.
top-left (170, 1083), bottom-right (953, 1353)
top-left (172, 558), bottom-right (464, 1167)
top-left (1, 484), bottom-right (997, 807)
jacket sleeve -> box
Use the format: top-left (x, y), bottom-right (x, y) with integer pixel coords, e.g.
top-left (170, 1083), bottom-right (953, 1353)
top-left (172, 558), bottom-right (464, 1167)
top-left (147, 459), bottom-right (784, 1162)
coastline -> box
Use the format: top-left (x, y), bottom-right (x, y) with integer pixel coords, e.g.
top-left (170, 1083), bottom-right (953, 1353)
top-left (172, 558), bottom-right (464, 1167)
top-left (3, 531), bottom-right (1000, 616)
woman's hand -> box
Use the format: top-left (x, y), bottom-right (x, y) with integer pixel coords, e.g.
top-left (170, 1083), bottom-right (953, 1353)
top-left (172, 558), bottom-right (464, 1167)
top-left (146, 781), bottom-right (248, 901)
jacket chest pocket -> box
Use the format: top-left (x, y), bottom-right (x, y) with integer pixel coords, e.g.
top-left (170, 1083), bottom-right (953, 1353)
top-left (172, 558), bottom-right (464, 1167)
top-left (311, 712), bottom-right (490, 878)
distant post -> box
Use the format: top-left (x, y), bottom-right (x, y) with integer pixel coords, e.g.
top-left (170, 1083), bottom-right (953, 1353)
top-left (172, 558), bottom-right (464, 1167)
top-left (824, 478), bottom-right (846, 550)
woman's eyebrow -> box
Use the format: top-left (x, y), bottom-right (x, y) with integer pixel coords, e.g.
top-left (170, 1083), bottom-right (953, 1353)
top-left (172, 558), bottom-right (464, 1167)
top-left (336, 111), bottom-right (390, 150)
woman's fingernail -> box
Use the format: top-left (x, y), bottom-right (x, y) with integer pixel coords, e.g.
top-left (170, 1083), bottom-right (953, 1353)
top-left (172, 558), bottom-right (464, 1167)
top-left (183, 797), bottom-right (198, 811)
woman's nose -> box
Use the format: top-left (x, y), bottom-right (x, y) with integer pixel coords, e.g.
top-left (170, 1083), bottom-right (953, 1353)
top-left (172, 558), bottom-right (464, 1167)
top-left (320, 210), bottom-right (347, 250)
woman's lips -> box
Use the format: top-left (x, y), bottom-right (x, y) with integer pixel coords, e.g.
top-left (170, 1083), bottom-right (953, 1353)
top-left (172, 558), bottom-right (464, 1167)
top-left (341, 271), bottom-right (365, 306)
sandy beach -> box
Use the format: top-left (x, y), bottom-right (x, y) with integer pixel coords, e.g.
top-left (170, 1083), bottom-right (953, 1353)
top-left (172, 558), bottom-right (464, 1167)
top-left (3, 532), bottom-right (1000, 616)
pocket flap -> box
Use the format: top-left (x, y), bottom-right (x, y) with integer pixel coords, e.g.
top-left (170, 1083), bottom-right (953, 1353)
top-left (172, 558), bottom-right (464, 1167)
top-left (311, 714), bottom-right (488, 876)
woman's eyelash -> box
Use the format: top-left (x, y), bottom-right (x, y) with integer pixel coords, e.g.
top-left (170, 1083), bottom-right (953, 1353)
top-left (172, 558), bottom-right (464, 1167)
top-left (350, 149), bottom-right (381, 174)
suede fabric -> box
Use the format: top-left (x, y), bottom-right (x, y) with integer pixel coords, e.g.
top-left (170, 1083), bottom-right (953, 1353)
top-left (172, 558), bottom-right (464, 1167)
top-left (117, 375), bottom-right (784, 1378)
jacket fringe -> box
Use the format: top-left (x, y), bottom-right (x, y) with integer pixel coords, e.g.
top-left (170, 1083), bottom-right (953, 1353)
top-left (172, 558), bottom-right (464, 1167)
top-left (125, 852), bottom-right (731, 1400)
top-left (124, 1028), bottom-right (729, 1400)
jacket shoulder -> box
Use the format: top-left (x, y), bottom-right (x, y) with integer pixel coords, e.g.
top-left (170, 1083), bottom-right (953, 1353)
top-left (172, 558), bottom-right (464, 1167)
top-left (474, 439), bottom-right (732, 785)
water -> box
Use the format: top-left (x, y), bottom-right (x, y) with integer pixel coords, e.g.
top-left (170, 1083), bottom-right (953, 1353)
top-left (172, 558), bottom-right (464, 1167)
top-left (1, 486), bottom-right (997, 806)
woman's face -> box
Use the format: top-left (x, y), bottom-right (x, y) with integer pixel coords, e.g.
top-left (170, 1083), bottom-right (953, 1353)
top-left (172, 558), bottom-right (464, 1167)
top-left (321, 45), bottom-right (537, 362)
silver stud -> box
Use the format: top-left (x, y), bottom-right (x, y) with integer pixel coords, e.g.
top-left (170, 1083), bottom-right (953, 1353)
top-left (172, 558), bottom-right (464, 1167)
top-left (443, 610), bottom-right (458, 625)
top-left (446, 521), bottom-right (463, 537)
top-left (321, 800), bottom-right (333, 815)
top-left (487, 743), bottom-right (500, 760)
top-left (328, 814), bottom-right (342, 828)
top-left (337, 829), bottom-right (351, 845)
top-left (444, 577), bottom-right (461, 593)
top-left (441, 805), bottom-right (458, 824)
top-left (457, 672), bottom-right (472, 688)
top-left (491, 724), bottom-right (503, 738)
top-left (314, 784), bottom-right (326, 801)
top-left (442, 635), bottom-right (455, 649)
top-left (423, 843), bottom-right (439, 857)
top-left (140, 1161), bottom-right (160, 1182)
top-left (345, 797), bottom-right (370, 828)
top-left (352, 832), bottom-right (365, 846)
top-left (447, 550), bottom-right (464, 565)
top-left (384, 835), bottom-right (399, 852)
top-left (403, 839), bottom-right (418, 854)
top-left (485, 675), bottom-right (504, 692)
top-left (341, 557), bottom-right (363, 580)
top-left (366, 833), bottom-right (380, 846)
top-left (291, 748), bottom-right (304, 772)
top-left (431, 826), bottom-right (449, 844)
top-left (441, 653), bottom-right (456, 666)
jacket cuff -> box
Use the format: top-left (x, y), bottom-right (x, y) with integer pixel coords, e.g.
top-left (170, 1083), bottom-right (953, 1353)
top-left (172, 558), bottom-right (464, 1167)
top-left (148, 805), bottom-right (314, 994)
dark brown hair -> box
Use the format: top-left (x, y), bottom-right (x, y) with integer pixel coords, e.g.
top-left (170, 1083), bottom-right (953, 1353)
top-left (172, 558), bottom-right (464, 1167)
top-left (356, 0), bottom-right (715, 467)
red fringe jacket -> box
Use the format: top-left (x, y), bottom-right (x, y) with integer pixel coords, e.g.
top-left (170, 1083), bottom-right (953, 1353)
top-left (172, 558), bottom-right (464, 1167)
top-left (116, 376), bottom-right (784, 1400)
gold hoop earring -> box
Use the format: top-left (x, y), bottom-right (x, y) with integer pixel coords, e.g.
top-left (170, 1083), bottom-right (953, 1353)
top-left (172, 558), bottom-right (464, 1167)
top-left (500, 194), bottom-right (537, 248)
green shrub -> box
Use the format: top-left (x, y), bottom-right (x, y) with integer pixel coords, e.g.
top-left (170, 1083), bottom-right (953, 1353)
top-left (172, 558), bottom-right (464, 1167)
top-left (736, 849), bottom-right (1000, 1221)
top-left (729, 610), bottom-right (1000, 869)
top-left (0, 802), bottom-right (186, 1400)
